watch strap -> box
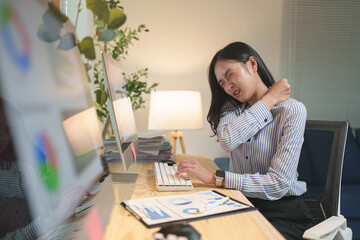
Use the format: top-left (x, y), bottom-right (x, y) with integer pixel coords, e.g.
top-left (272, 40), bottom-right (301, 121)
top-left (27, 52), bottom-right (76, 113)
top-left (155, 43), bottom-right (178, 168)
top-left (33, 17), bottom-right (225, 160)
top-left (215, 170), bottom-right (225, 186)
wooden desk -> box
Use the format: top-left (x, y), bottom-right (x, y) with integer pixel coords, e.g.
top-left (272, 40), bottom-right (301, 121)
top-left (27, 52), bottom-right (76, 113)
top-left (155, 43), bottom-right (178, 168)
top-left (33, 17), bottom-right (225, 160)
top-left (105, 154), bottom-right (285, 240)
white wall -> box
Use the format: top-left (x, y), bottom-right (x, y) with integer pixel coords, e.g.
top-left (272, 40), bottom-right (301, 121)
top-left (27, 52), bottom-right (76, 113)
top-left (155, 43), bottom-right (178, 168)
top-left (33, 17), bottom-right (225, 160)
top-left (119, 0), bottom-right (284, 158)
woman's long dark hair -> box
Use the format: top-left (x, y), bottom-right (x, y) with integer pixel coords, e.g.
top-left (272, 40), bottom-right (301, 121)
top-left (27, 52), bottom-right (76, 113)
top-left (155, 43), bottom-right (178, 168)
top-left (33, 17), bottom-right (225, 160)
top-left (207, 42), bottom-right (275, 136)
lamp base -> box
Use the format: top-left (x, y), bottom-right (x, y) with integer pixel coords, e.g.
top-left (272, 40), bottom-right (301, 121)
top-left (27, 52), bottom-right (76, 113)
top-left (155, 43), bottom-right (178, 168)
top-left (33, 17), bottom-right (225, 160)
top-left (169, 131), bottom-right (186, 154)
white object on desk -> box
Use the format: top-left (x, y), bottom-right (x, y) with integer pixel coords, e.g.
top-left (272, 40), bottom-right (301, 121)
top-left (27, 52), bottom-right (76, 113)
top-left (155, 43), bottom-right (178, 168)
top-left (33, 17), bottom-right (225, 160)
top-left (154, 162), bottom-right (193, 191)
top-left (194, 197), bottom-right (230, 214)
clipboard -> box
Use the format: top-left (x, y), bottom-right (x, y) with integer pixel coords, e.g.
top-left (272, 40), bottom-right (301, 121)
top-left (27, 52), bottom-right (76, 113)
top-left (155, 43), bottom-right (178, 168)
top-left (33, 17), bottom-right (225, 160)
top-left (121, 190), bottom-right (256, 228)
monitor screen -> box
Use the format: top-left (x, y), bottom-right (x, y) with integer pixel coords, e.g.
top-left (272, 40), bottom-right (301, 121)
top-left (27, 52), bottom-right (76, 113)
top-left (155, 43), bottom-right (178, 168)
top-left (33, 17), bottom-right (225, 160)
top-left (0, 1), bottom-right (113, 238)
top-left (101, 51), bottom-right (138, 170)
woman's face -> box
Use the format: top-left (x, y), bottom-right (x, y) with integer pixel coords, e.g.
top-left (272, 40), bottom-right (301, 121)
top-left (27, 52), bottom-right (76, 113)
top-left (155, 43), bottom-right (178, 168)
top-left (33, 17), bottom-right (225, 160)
top-left (214, 58), bottom-right (258, 104)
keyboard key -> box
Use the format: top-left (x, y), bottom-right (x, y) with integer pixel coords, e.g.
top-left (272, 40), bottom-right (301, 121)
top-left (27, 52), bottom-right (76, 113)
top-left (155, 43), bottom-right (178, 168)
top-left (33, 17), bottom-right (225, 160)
top-left (164, 163), bottom-right (175, 185)
top-left (154, 162), bottom-right (163, 186)
top-left (168, 166), bottom-right (181, 185)
top-left (159, 162), bottom-right (169, 185)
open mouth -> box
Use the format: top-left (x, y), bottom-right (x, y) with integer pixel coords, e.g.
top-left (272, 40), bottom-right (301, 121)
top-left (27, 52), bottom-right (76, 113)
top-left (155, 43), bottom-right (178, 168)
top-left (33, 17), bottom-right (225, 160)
top-left (233, 89), bottom-right (240, 97)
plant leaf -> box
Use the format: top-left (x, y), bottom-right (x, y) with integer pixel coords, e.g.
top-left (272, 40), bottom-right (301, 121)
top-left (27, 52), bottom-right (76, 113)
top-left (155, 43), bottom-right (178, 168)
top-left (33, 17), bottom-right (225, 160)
top-left (43, 10), bottom-right (62, 30)
top-left (95, 89), bottom-right (107, 106)
top-left (108, 8), bottom-right (126, 29)
top-left (98, 29), bottom-right (116, 42)
top-left (37, 23), bottom-right (60, 42)
top-left (86, 0), bottom-right (109, 23)
top-left (57, 33), bottom-right (76, 50)
top-left (78, 37), bottom-right (96, 60)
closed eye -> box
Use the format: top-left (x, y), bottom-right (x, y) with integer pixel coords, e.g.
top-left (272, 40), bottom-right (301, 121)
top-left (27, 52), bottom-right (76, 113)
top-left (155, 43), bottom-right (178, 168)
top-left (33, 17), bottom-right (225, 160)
top-left (227, 72), bottom-right (233, 79)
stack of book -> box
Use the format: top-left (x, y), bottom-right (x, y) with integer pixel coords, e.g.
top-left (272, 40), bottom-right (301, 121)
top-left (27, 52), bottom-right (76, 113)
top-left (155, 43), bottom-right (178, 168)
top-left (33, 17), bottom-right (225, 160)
top-left (103, 138), bottom-right (122, 162)
top-left (102, 131), bottom-right (173, 162)
top-left (136, 131), bottom-right (173, 162)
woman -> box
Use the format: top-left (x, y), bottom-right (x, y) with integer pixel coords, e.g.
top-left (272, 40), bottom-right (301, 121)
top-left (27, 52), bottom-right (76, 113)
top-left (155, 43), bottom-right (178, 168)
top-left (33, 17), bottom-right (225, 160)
top-left (0, 100), bottom-right (89, 240)
top-left (0, 100), bottom-right (41, 240)
top-left (176, 42), bottom-right (314, 239)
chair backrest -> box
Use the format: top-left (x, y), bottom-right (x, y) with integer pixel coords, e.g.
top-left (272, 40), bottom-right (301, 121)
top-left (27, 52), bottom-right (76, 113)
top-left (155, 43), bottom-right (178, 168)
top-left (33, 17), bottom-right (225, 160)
top-left (298, 120), bottom-right (348, 223)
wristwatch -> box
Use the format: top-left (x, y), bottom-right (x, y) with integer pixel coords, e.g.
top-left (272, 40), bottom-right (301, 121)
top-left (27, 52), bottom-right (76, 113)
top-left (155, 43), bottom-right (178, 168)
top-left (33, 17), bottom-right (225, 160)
top-left (215, 170), bottom-right (225, 186)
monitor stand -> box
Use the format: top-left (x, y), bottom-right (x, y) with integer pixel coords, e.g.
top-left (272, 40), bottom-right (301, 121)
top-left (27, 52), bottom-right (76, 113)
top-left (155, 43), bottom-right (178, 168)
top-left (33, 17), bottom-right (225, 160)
top-left (110, 172), bottom-right (138, 183)
top-left (102, 116), bottom-right (139, 183)
top-left (109, 142), bottom-right (138, 183)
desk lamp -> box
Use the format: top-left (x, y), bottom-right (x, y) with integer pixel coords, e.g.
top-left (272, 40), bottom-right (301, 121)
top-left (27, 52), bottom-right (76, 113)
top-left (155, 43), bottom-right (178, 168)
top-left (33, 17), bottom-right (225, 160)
top-left (148, 91), bottom-right (203, 154)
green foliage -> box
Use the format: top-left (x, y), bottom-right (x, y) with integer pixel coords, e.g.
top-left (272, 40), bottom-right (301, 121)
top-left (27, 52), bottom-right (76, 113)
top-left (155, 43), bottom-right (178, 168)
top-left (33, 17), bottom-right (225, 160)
top-left (111, 25), bottom-right (148, 60)
top-left (106, 0), bottom-right (122, 9)
top-left (86, 0), bottom-right (109, 23)
top-left (108, 8), bottom-right (126, 29)
top-left (93, 61), bottom-right (108, 122)
top-left (87, 0), bottom-right (157, 123)
top-left (97, 27), bottom-right (116, 42)
top-left (57, 33), bottom-right (76, 50)
top-left (89, 1), bottom-right (155, 123)
top-left (37, 0), bottom-right (157, 123)
top-left (79, 37), bottom-right (96, 60)
top-left (124, 69), bottom-right (159, 110)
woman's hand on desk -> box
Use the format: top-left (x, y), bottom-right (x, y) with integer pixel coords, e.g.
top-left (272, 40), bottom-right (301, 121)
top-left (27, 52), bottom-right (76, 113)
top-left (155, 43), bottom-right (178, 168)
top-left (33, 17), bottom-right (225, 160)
top-left (176, 159), bottom-right (216, 185)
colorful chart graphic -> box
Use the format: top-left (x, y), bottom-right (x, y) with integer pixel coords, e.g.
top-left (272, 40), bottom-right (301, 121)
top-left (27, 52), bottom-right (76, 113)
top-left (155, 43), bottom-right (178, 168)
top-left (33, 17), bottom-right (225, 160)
top-left (35, 131), bottom-right (59, 192)
top-left (207, 197), bottom-right (223, 203)
top-left (196, 191), bottom-right (224, 203)
top-left (183, 208), bottom-right (199, 215)
top-left (196, 191), bottom-right (214, 195)
top-left (168, 198), bottom-right (192, 206)
top-left (0, 3), bottom-right (31, 71)
top-left (224, 202), bottom-right (235, 206)
top-left (144, 206), bottom-right (171, 220)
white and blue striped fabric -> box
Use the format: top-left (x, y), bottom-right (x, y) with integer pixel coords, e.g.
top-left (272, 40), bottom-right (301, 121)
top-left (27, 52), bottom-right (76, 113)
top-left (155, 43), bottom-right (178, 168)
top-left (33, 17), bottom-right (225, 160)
top-left (217, 98), bottom-right (307, 200)
top-left (0, 162), bottom-right (45, 239)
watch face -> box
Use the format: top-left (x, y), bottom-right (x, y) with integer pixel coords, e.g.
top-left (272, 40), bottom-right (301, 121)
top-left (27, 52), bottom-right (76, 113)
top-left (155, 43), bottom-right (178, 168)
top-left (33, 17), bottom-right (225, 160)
top-left (216, 170), bottom-right (225, 178)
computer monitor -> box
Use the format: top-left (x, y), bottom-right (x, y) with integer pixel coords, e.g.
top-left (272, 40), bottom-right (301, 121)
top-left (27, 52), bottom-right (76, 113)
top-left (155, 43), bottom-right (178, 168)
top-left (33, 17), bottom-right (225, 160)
top-left (101, 51), bottom-right (139, 171)
top-left (0, 1), bottom-right (113, 238)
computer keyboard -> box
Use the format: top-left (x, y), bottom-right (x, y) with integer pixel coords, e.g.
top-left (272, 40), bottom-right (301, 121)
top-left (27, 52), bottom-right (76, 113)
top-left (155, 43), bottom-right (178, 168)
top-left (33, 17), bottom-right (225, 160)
top-left (154, 162), bottom-right (193, 191)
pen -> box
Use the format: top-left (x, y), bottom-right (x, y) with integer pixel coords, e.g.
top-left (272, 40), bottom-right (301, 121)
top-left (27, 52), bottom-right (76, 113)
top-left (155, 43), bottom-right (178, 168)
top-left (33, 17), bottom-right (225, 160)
top-left (195, 197), bottom-right (230, 214)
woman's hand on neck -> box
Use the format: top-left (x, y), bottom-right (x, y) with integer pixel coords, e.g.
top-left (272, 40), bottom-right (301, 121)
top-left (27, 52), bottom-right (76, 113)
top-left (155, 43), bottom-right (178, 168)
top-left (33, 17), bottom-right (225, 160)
top-left (260, 78), bottom-right (291, 110)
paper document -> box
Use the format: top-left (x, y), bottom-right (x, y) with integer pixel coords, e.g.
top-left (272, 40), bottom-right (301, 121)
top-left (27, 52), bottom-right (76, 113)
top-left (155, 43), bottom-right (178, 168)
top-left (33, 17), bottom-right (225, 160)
top-left (121, 190), bottom-right (254, 228)
top-left (138, 130), bottom-right (164, 139)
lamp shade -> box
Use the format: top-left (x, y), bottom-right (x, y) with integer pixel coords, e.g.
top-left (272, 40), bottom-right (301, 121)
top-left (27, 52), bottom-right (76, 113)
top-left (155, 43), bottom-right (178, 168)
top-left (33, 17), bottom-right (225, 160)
top-left (148, 91), bottom-right (203, 130)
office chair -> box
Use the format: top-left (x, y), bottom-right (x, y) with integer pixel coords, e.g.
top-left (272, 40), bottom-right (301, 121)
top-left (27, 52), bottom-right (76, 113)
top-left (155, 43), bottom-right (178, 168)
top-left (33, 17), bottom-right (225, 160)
top-left (298, 120), bottom-right (352, 240)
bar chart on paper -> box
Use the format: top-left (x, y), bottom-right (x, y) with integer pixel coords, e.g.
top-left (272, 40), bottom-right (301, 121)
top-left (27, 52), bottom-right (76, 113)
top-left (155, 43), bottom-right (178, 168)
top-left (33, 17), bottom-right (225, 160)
top-left (122, 190), bottom-right (254, 227)
top-left (144, 206), bottom-right (171, 220)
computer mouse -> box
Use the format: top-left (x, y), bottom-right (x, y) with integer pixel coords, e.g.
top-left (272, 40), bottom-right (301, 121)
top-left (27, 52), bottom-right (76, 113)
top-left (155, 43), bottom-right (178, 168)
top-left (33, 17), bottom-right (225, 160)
top-left (160, 159), bottom-right (176, 166)
top-left (153, 222), bottom-right (201, 240)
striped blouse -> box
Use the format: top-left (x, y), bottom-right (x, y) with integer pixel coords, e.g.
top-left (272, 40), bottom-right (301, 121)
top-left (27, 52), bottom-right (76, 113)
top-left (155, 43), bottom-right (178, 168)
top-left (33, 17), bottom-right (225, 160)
top-left (217, 98), bottom-right (307, 200)
top-left (0, 161), bottom-right (44, 240)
